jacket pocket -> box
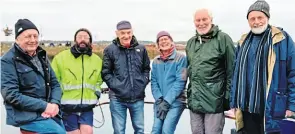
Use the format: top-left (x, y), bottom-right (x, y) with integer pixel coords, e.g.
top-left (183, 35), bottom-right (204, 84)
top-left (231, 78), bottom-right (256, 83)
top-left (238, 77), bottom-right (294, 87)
top-left (200, 79), bottom-right (225, 112)
top-left (141, 75), bottom-right (149, 86)
top-left (204, 79), bottom-right (225, 97)
top-left (88, 69), bottom-right (97, 80)
top-left (16, 67), bottom-right (37, 87)
top-left (13, 108), bottom-right (38, 124)
top-left (109, 76), bottom-right (123, 94)
top-left (271, 91), bottom-right (287, 119)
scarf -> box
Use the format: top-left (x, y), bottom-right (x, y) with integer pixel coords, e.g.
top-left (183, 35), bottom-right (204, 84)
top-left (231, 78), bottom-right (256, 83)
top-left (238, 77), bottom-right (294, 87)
top-left (232, 26), bottom-right (272, 114)
top-left (70, 44), bottom-right (92, 58)
top-left (159, 44), bottom-right (175, 60)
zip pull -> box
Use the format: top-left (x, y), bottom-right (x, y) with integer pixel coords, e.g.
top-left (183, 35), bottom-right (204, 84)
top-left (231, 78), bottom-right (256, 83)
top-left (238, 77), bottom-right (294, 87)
top-left (198, 36), bottom-right (202, 44)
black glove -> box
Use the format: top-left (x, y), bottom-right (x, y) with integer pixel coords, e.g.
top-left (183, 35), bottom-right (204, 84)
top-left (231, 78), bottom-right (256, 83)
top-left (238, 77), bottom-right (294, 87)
top-left (156, 99), bottom-right (170, 120)
top-left (156, 97), bottom-right (163, 105)
top-left (95, 91), bottom-right (101, 99)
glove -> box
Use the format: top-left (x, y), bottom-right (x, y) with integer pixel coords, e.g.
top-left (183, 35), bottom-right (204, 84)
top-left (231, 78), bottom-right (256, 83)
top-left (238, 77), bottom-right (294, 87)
top-left (95, 91), bottom-right (101, 99)
top-left (155, 96), bottom-right (163, 105)
top-left (156, 99), bottom-right (170, 120)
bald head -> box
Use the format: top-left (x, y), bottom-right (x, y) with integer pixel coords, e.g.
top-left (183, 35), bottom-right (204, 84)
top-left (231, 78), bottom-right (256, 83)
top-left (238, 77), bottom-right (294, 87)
top-left (193, 8), bottom-right (213, 35)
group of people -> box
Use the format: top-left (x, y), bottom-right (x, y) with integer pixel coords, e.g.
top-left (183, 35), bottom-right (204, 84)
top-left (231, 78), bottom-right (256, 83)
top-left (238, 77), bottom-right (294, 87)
top-left (1, 0), bottom-right (295, 134)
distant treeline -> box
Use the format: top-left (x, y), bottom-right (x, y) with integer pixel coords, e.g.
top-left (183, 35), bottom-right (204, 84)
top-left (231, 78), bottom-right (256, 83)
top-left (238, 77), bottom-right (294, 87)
top-left (1, 40), bottom-right (188, 46)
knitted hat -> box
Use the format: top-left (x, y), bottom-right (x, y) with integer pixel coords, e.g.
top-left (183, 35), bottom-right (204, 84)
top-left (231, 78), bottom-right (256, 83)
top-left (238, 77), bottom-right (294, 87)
top-left (247, 0), bottom-right (270, 19)
top-left (15, 19), bottom-right (39, 39)
top-left (156, 31), bottom-right (173, 43)
top-left (74, 28), bottom-right (92, 43)
top-left (116, 20), bottom-right (132, 30)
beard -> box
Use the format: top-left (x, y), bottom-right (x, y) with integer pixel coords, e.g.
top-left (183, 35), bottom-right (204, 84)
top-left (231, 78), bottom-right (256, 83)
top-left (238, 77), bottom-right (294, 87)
top-left (251, 23), bottom-right (268, 34)
top-left (76, 41), bottom-right (91, 53)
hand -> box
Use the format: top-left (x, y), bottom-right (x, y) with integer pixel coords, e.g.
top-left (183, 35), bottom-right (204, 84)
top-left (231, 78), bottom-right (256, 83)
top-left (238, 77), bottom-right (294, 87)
top-left (285, 110), bottom-right (294, 118)
top-left (157, 109), bottom-right (168, 120)
top-left (52, 103), bottom-right (59, 116)
top-left (42, 103), bottom-right (59, 118)
top-left (231, 108), bottom-right (237, 116)
top-left (95, 91), bottom-right (101, 99)
top-left (156, 100), bottom-right (170, 120)
top-left (155, 97), bottom-right (163, 105)
top-left (41, 112), bottom-right (51, 118)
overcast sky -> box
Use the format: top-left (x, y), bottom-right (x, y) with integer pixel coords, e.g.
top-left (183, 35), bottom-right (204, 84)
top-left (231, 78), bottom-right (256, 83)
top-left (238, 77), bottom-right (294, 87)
top-left (1, 0), bottom-right (295, 42)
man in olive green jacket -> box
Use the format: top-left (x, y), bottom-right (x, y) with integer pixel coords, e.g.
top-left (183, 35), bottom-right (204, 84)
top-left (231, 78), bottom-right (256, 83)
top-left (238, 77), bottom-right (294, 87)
top-left (186, 9), bottom-right (235, 134)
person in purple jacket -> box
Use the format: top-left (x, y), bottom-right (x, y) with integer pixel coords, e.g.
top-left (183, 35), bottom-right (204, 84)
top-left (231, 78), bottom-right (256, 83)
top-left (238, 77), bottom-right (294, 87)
top-left (151, 31), bottom-right (188, 134)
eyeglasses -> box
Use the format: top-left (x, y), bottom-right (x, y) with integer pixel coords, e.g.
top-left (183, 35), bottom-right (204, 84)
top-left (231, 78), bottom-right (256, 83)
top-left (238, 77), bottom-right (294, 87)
top-left (76, 36), bottom-right (90, 40)
top-left (158, 37), bottom-right (170, 43)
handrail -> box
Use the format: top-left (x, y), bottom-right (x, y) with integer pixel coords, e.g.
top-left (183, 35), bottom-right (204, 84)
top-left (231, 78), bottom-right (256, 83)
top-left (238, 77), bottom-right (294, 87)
top-left (96, 100), bottom-right (236, 120)
top-left (98, 88), bottom-right (236, 120)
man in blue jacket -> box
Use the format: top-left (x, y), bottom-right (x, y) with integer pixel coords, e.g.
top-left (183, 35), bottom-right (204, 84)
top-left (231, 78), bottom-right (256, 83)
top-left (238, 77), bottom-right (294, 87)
top-left (1, 19), bottom-right (65, 134)
top-left (102, 20), bottom-right (151, 134)
top-left (151, 31), bottom-right (187, 134)
top-left (230, 1), bottom-right (295, 133)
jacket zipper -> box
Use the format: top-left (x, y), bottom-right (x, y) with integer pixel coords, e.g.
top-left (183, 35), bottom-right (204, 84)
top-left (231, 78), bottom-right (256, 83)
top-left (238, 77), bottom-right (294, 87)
top-left (127, 49), bottom-right (134, 99)
top-left (81, 55), bottom-right (84, 105)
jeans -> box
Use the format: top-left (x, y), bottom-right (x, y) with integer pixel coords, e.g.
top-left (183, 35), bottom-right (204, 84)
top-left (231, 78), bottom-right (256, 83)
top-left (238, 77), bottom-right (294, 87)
top-left (151, 102), bottom-right (185, 134)
top-left (20, 118), bottom-right (66, 134)
top-left (110, 99), bottom-right (144, 134)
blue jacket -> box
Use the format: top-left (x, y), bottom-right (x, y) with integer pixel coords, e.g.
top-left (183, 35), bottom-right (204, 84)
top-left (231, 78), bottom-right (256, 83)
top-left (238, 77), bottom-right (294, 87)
top-left (101, 37), bottom-right (151, 102)
top-left (151, 50), bottom-right (187, 106)
top-left (230, 26), bottom-right (295, 133)
top-left (1, 44), bottom-right (62, 126)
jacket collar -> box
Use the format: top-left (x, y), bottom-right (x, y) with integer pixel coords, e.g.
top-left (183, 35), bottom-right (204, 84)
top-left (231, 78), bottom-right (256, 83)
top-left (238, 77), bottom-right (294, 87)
top-left (13, 43), bottom-right (48, 76)
top-left (112, 36), bottom-right (139, 49)
top-left (195, 25), bottom-right (220, 38)
top-left (14, 43), bottom-right (47, 61)
top-left (70, 45), bottom-right (92, 58)
top-left (238, 25), bottom-right (285, 46)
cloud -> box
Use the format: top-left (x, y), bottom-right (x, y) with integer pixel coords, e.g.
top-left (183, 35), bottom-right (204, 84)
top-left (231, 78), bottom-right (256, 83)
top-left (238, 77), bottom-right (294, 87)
top-left (1, 0), bottom-right (295, 42)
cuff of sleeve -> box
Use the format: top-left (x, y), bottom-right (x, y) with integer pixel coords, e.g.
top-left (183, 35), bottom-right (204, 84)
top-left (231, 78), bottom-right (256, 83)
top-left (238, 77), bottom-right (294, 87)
top-left (50, 99), bottom-right (60, 106)
top-left (163, 97), bottom-right (173, 105)
top-left (40, 101), bottom-right (48, 112)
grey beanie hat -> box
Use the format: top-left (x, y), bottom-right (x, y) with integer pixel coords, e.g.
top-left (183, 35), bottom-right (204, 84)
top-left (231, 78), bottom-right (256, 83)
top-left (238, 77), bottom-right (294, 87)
top-left (247, 0), bottom-right (270, 19)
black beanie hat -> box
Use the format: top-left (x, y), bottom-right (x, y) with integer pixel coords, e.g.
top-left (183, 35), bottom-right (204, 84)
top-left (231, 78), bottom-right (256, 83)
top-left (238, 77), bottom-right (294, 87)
top-left (74, 28), bottom-right (92, 43)
top-left (15, 19), bottom-right (39, 39)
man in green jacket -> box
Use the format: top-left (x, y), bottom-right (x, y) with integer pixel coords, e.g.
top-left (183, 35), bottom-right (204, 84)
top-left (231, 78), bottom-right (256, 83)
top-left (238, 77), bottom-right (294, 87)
top-left (51, 28), bottom-right (103, 134)
top-left (186, 9), bottom-right (235, 134)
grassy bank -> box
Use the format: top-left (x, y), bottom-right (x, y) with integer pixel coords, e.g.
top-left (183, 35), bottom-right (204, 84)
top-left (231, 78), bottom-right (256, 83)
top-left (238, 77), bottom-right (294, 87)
top-left (1, 43), bottom-right (185, 60)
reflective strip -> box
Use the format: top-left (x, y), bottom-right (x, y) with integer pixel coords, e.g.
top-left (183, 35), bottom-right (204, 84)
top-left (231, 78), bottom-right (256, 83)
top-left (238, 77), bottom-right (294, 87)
top-left (62, 83), bottom-right (100, 91)
top-left (61, 99), bottom-right (98, 105)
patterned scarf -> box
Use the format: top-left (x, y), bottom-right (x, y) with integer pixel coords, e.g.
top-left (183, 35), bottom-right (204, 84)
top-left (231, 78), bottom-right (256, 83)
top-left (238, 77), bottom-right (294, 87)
top-left (232, 26), bottom-right (272, 114)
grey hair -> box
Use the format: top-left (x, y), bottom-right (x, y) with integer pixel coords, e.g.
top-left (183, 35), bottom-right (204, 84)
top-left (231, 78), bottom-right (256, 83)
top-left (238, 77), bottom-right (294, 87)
top-left (194, 8), bottom-right (213, 19)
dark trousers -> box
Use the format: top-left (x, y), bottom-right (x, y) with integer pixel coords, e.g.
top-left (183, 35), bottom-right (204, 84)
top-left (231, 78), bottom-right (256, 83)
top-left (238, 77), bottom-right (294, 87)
top-left (238, 111), bottom-right (264, 134)
top-left (237, 111), bottom-right (280, 134)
